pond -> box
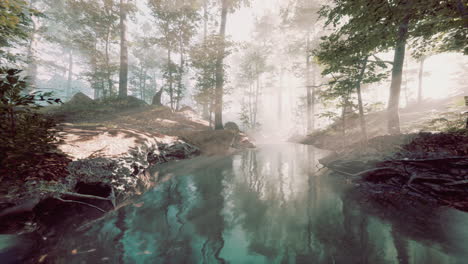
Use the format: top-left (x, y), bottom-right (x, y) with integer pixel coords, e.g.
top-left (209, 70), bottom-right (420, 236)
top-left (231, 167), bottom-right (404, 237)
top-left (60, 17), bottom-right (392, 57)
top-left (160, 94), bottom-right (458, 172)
top-left (3, 144), bottom-right (468, 263)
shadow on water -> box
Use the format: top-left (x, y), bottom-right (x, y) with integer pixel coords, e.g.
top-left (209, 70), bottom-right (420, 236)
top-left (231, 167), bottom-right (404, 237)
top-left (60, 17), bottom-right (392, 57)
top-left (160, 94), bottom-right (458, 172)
top-left (6, 143), bottom-right (468, 264)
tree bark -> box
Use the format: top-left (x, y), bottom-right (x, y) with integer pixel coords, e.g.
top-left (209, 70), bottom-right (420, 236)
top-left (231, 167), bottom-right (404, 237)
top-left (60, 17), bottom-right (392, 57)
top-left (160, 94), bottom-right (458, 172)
top-left (105, 28), bottom-right (113, 97)
top-left (142, 69), bottom-right (147, 101)
top-left (177, 41), bottom-right (185, 111)
top-left (214, 0), bottom-right (228, 130)
top-left (417, 56), bottom-right (426, 104)
top-left (66, 50), bottom-right (73, 99)
top-left (387, 14), bottom-right (410, 135)
top-left (152, 88), bottom-right (163, 106)
top-left (26, 18), bottom-right (38, 90)
top-left (278, 67), bottom-right (284, 122)
top-left (167, 49), bottom-right (174, 110)
top-left (306, 31), bottom-right (313, 134)
top-left (356, 56), bottom-right (369, 144)
top-left (118, 0), bottom-right (128, 98)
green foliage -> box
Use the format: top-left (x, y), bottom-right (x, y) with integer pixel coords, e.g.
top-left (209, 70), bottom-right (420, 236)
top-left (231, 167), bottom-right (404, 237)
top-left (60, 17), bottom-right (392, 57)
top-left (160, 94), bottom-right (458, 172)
top-left (0, 0), bottom-right (39, 62)
top-left (0, 68), bottom-right (62, 175)
top-left (190, 34), bottom-right (233, 112)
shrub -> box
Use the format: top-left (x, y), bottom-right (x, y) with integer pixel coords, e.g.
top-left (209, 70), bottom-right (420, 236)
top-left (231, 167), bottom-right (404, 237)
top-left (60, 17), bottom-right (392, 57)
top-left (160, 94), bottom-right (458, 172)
top-left (0, 68), bottom-right (62, 177)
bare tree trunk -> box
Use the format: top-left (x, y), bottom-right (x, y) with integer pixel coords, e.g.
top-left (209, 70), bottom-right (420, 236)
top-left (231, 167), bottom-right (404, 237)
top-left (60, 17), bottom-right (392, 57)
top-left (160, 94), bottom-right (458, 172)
top-left (118, 0), bottom-right (128, 98)
top-left (417, 56), bottom-right (426, 104)
top-left (168, 49), bottom-right (174, 110)
top-left (26, 1), bottom-right (38, 91)
top-left (152, 87), bottom-right (163, 106)
top-left (387, 14), bottom-right (410, 135)
top-left (142, 69), bottom-right (147, 101)
top-left (278, 67), bottom-right (284, 122)
top-left (306, 31), bottom-right (314, 134)
top-left (253, 64), bottom-right (260, 128)
top-left (356, 56), bottom-right (369, 144)
top-left (139, 66), bottom-right (143, 99)
top-left (177, 41), bottom-right (185, 111)
top-left (214, 0), bottom-right (228, 130)
top-left (341, 99), bottom-right (347, 148)
top-left (66, 50), bottom-right (73, 99)
top-left (203, 0), bottom-right (208, 43)
top-left (105, 29), bottom-right (113, 97)
top-left (456, 0), bottom-right (468, 27)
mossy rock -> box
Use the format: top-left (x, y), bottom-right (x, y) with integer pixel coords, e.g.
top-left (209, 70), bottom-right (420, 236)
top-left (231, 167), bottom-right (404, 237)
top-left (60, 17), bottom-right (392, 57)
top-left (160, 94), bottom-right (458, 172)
top-left (67, 92), bottom-right (94, 106)
top-left (225, 122), bottom-right (240, 132)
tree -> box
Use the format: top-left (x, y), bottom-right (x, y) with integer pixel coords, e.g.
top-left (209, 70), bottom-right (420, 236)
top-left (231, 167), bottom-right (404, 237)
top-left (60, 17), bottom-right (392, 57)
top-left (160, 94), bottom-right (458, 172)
top-left (283, 0), bottom-right (322, 133)
top-left (148, 0), bottom-right (201, 110)
top-left (321, 0), bottom-right (466, 134)
top-left (237, 45), bottom-right (269, 130)
top-left (213, 0), bottom-right (249, 130)
top-left (118, 0), bottom-right (129, 98)
top-left (315, 33), bottom-right (389, 144)
top-left (0, 0), bottom-right (37, 63)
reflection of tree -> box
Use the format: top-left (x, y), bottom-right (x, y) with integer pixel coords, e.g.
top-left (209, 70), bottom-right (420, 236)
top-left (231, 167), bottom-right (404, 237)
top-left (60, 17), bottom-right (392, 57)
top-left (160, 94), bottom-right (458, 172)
top-left (114, 208), bottom-right (127, 264)
top-left (392, 227), bottom-right (409, 264)
top-left (188, 158), bottom-right (232, 264)
top-left (39, 146), bottom-right (466, 264)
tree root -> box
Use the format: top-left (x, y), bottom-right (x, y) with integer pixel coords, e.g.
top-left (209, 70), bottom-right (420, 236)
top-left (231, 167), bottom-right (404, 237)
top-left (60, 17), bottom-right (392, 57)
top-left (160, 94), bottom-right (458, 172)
top-left (54, 198), bottom-right (106, 213)
top-left (328, 166), bottom-right (396, 178)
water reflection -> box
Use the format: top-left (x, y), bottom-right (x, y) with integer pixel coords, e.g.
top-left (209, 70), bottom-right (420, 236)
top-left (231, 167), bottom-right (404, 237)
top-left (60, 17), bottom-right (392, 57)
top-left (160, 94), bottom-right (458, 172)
top-left (27, 144), bottom-right (468, 263)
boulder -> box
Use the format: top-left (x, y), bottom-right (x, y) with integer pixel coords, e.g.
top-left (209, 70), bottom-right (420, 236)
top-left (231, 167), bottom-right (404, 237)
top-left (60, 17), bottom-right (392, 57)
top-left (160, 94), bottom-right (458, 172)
top-left (224, 122), bottom-right (240, 132)
top-left (67, 92), bottom-right (94, 105)
top-left (178, 105), bottom-right (196, 112)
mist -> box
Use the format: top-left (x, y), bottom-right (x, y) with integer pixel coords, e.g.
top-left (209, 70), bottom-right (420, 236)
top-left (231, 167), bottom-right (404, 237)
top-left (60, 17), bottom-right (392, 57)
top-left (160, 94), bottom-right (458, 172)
top-left (1, 0), bottom-right (468, 263)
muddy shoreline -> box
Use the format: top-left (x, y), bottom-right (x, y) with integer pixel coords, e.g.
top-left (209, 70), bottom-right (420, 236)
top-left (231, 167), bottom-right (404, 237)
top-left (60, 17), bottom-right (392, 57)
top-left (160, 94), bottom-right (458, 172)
top-left (315, 131), bottom-right (468, 212)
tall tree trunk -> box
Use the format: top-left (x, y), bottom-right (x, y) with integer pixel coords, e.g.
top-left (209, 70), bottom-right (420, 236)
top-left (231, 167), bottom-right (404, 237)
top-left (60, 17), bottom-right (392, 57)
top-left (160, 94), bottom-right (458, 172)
top-left (306, 31), bottom-right (314, 134)
top-left (387, 15), bottom-right (410, 135)
top-left (214, 0), bottom-right (228, 130)
top-left (356, 56), bottom-right (369, 144)
top-left (118, 0), bottom-right (128, 98)
top-left (105, 29), bottom-right (113, 97)
top-left (167, 49), bottom-right (174, 110)
top-left (203, 0), bottom-right (208, 43)
top-left (177, 42), bottom-right (185, 111)
top-left (417, 56), bottom-right (426, 104)
top-left (26, 2), bottom-right (38, 91)
top-left (278, 67), bottom-right (284, 122)
top-left (254, 72), bottom-right (260, 128)
top-left (92, 40), bottom-right (100, 99)
top-left (139, 66), bottom-right (144, 99)
top-left (152, 87), bottom-right (163, 106)
top-left (341, 99), bottom-right (347, 148)
top-left (142, 69), bottom-right (147, 101)
top-left (66, 50), bottom-right (73, 99)
top-left (456, 0), bottom-right (468, 27)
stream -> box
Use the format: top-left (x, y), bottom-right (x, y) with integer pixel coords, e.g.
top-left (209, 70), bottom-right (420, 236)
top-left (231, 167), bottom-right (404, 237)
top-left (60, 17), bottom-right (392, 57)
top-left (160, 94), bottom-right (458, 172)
top-left (2, 143), bottom-right (468, 263)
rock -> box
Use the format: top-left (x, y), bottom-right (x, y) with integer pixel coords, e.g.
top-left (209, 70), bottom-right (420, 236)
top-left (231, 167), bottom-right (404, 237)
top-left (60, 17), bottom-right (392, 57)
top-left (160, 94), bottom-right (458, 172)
top-left (157, 139), bottom-right (200, 161)
top-left (67, 92), bottom-right (94, 105)
top-left (103, 96), bottom-right (148, 109)
top-left (232, 132), bottom-right (255, 149)
top-left (224, 122), bottom-right (240, 132)
top-left (178, 106), bottom-right (196, 113)
top-left (59, 125), bottom-right (200, 203)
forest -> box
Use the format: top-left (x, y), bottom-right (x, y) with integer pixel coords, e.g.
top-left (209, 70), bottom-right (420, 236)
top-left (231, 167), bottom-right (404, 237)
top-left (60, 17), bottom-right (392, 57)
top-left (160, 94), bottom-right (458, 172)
top-left (0, 0), bottom-right (467, 263)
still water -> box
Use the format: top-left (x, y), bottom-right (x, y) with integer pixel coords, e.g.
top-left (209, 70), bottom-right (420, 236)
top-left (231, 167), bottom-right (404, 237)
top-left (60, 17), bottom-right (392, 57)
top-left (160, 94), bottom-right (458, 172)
top-left (11, 144), bottom-right (468, 263)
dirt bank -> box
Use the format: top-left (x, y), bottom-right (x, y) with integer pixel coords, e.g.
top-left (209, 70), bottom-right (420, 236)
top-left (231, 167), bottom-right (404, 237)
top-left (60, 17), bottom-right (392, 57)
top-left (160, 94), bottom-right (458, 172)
top-left (320, 130), bottom-right (468, 212)
top-left (0, 95), bottom-right (254, 235)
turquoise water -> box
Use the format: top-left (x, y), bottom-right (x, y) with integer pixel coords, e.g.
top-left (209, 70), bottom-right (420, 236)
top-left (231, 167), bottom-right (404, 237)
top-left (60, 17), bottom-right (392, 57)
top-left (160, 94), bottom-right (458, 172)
top-left (12, 144), bottom-right (468, 263)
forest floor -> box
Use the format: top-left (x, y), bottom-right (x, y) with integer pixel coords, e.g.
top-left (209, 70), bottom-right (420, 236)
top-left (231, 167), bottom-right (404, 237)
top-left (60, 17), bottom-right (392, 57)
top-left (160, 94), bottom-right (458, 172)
top-left (302, 96), bottom-right (468, 212)
top-left (0, 93), bottom-right (254, 234)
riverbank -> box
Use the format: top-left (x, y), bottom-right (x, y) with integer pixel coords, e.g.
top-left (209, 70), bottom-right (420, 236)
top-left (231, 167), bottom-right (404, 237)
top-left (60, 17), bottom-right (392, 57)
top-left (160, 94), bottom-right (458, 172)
top-left (319, 130), bottom-right (468, 211)
top-left (0, 94), bottom-right (254, 235)
top-left (294, 96), bottom-right (468, 211)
